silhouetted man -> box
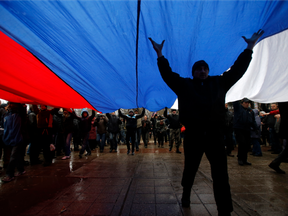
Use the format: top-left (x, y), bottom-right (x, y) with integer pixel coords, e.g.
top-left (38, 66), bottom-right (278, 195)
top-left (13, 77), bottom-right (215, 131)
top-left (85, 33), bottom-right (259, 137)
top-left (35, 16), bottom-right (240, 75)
top-left (149, 29), bottom-right (264, 216)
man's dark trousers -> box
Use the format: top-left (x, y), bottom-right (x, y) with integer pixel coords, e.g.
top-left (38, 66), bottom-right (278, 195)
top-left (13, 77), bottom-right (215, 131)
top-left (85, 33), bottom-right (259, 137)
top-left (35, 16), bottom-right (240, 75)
top-left (181, 126), bottom-right (233, 213)
top-left (234, 129), bottom-right (250, 162)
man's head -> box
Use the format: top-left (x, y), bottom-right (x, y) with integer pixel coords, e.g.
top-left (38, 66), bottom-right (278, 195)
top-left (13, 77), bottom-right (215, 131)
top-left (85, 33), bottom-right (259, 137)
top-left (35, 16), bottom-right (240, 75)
top-left (192, 60), bottom-right (209, 80)
top-left (160, 120), bottom-right (164, 125)
top-left (111, 112), bottom-right (115, 116)
top-left (171, 109), bottom-right (177, 115)
top-left (241, 98), bottom-right (250, 109)
top-left (134, 109), bottom-right (139, 114)
top-left (225, 103), bottom-right (228, 109)
top-left (129, 110), bottom-right (134, 116)
top-left (271, 103), bottom-right (278, 110)
top-left (144, 115), bottom-right (147, 121)
top-left (154, 114), bottom-right (158, 119)
top-left (40, 105), bottom-right (47, 111)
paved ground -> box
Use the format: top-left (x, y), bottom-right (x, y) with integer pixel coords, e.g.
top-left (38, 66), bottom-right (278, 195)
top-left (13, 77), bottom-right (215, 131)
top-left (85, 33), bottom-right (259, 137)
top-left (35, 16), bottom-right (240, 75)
top-left (0, 142), bottom-right (288, 216)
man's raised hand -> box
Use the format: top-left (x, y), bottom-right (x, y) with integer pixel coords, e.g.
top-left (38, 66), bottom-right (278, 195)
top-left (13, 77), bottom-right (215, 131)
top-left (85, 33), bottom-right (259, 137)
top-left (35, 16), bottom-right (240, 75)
top-left (242, 29), bottom-right (264, 50)
top-left (148, 37), bottom-right (165, 58)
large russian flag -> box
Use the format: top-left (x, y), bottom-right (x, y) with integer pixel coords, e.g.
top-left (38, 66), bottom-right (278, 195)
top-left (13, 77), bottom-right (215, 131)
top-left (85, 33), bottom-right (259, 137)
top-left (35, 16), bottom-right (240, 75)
top-left (1, 1), bottom-right (287, 112)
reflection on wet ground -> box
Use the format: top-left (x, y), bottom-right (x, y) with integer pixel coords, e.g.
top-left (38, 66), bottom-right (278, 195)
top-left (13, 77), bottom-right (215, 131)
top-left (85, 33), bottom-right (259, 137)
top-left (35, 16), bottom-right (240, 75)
top-left (0, 143), bottom-right (287, 216)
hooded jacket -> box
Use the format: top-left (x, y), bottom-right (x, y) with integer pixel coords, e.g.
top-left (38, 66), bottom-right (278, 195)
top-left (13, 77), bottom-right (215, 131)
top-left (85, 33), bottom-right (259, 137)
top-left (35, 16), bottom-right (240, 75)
top-left (73, 110), bottom-right (95, 134)
top-left (119, 109), bottom-right (145, 130)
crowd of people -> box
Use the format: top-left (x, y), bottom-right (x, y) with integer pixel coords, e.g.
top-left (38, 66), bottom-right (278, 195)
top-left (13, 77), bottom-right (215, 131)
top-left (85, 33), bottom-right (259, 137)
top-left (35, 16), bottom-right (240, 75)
top-left (0, 100), bottom-right (286, 184)
top-left (0, 101), bottom-right (187, 182)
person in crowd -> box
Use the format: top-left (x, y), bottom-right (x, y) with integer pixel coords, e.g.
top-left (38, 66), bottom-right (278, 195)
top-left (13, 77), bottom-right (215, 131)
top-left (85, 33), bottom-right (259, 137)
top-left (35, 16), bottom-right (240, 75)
top-left (72, 118), bottom-right (81, 151)
top-left (89, 117), bottom-right (97, 150)
top-left (164, 107), bottom-right (181, 153)
top-left (53, 109), bottom-right (64, 157)
top-left (180, 124), bottom-right (186, 143)
top-left (269, 102), bottom-right (288, 174)
top-left (150, 114), bottom-right (158, 144)
top-left (156, 119), bottom-right (166, 148)
top-left (1, 102), bottom-right (27, 182)
top-left (149, 29), bottom-right (263, 215)
top-left (274, 114), bottom-right (281, 146)
top-left (106, 112), bottom-right (122, 152)
top-left (119, 118), bottom-right (126, 144)
top-left (164, 117), bottom-right (170, 143)
top-left (224, 103), bottom-right (234, 157)
top-left (262, 103), bottom-right (282, 154)
top-left (251, 109), bottom-right (262, 156)
top-left (72, 109), bottom-right (95, 158)
top-left (33, 105), bottom-right (59, 166)
top-left (94, 114), bottom-right (108, 153)
top-left (142, 115), bottom-right (152, 148)
top-left (27, 106), bottom-right (41, 165)
top-left (119, 108), bottom-right (145, 155)
top-left (233, 98), bottom-right (257, 165)
top-left (0, 103), bottom-right (8, 170)
top-left (259, 110), bottom-right (269, 146)
top-left (135, 109), bottom-right (142, 151)
top-left (60, 109), bottom-right (77, 160)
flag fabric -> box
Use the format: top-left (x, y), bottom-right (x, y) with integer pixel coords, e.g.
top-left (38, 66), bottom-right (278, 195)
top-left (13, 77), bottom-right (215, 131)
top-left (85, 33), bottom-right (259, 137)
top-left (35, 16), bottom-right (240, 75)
top-left (0, 1), bottom-right (287, 112)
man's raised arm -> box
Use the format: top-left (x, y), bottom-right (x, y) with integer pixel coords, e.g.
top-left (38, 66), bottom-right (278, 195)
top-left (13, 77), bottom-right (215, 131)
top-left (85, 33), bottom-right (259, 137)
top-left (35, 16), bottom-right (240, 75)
top-left (149, 38), bottom-right (184, 95)
top-left (222, 30), bottom-right (264, 91)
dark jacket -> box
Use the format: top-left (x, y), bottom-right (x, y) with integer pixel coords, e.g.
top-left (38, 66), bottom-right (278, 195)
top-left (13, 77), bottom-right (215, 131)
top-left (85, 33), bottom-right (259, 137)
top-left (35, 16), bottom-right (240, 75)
top-left (224, 108), bottom-right (234, 132)
top-left (261, 104), bottom-right (277, 128)
top-left (142, 119), bottom-right (152, 133)
top-left (106, 113), bottom-right (121, 133)
top-left (2, 103), bottom-right (26, 146)
top-left (233, 101), bottom-right (256, 131)
top-left (251, 109), bottom-right (261, 138)
top-left (119, 109), bottom-right (145, 130)
top-left (33, 105), bottom-right (59, 129)
top-left (150, 117), bottom-right (158, 129)
top-left (156, 121), bottom-right (167, 133)
top-left (94, 115), bottom-right (108, 134)
top-left (62, 113), bottom-right (77, 134)
top-left (164, 109), bottom-right (181, 129)
top-left (157, 49), bottom-right (253, 128)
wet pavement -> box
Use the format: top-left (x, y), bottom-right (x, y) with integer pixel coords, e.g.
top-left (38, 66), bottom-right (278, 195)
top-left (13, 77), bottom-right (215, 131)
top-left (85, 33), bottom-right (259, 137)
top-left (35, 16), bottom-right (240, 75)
top-left (0, 142), bottom-right (288, 216)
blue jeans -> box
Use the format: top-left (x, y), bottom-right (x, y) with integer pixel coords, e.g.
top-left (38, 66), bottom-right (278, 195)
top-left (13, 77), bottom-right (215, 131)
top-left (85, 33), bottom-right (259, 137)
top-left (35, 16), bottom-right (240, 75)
top-left (97, 133), bottom-right (106, 151)
top-left (120, 130), bottom-right (126, 143)
top-left (64, 133), bottom-right (73, 156)
top-left (80, 132), bottom-right (91, 155)
top-left (251, 138), bottom-right (262, 156)
top-left (109, 133), bottom-right (118, 150)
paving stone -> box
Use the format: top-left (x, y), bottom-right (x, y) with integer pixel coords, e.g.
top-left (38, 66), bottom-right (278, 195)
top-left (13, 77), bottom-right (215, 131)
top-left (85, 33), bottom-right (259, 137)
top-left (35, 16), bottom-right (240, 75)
top-left (85, 203), bottom-right (114, 215)
top-left (2, 143), bottom-right (288, 216)
top-left (156, 204), bottom-right (182, 216)
top-left (156, 194), bottom-right (178, 204)
top-left (130, 204), bottom-right (156, 216)
top-left (133, 193), bottom-right (156, 204)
